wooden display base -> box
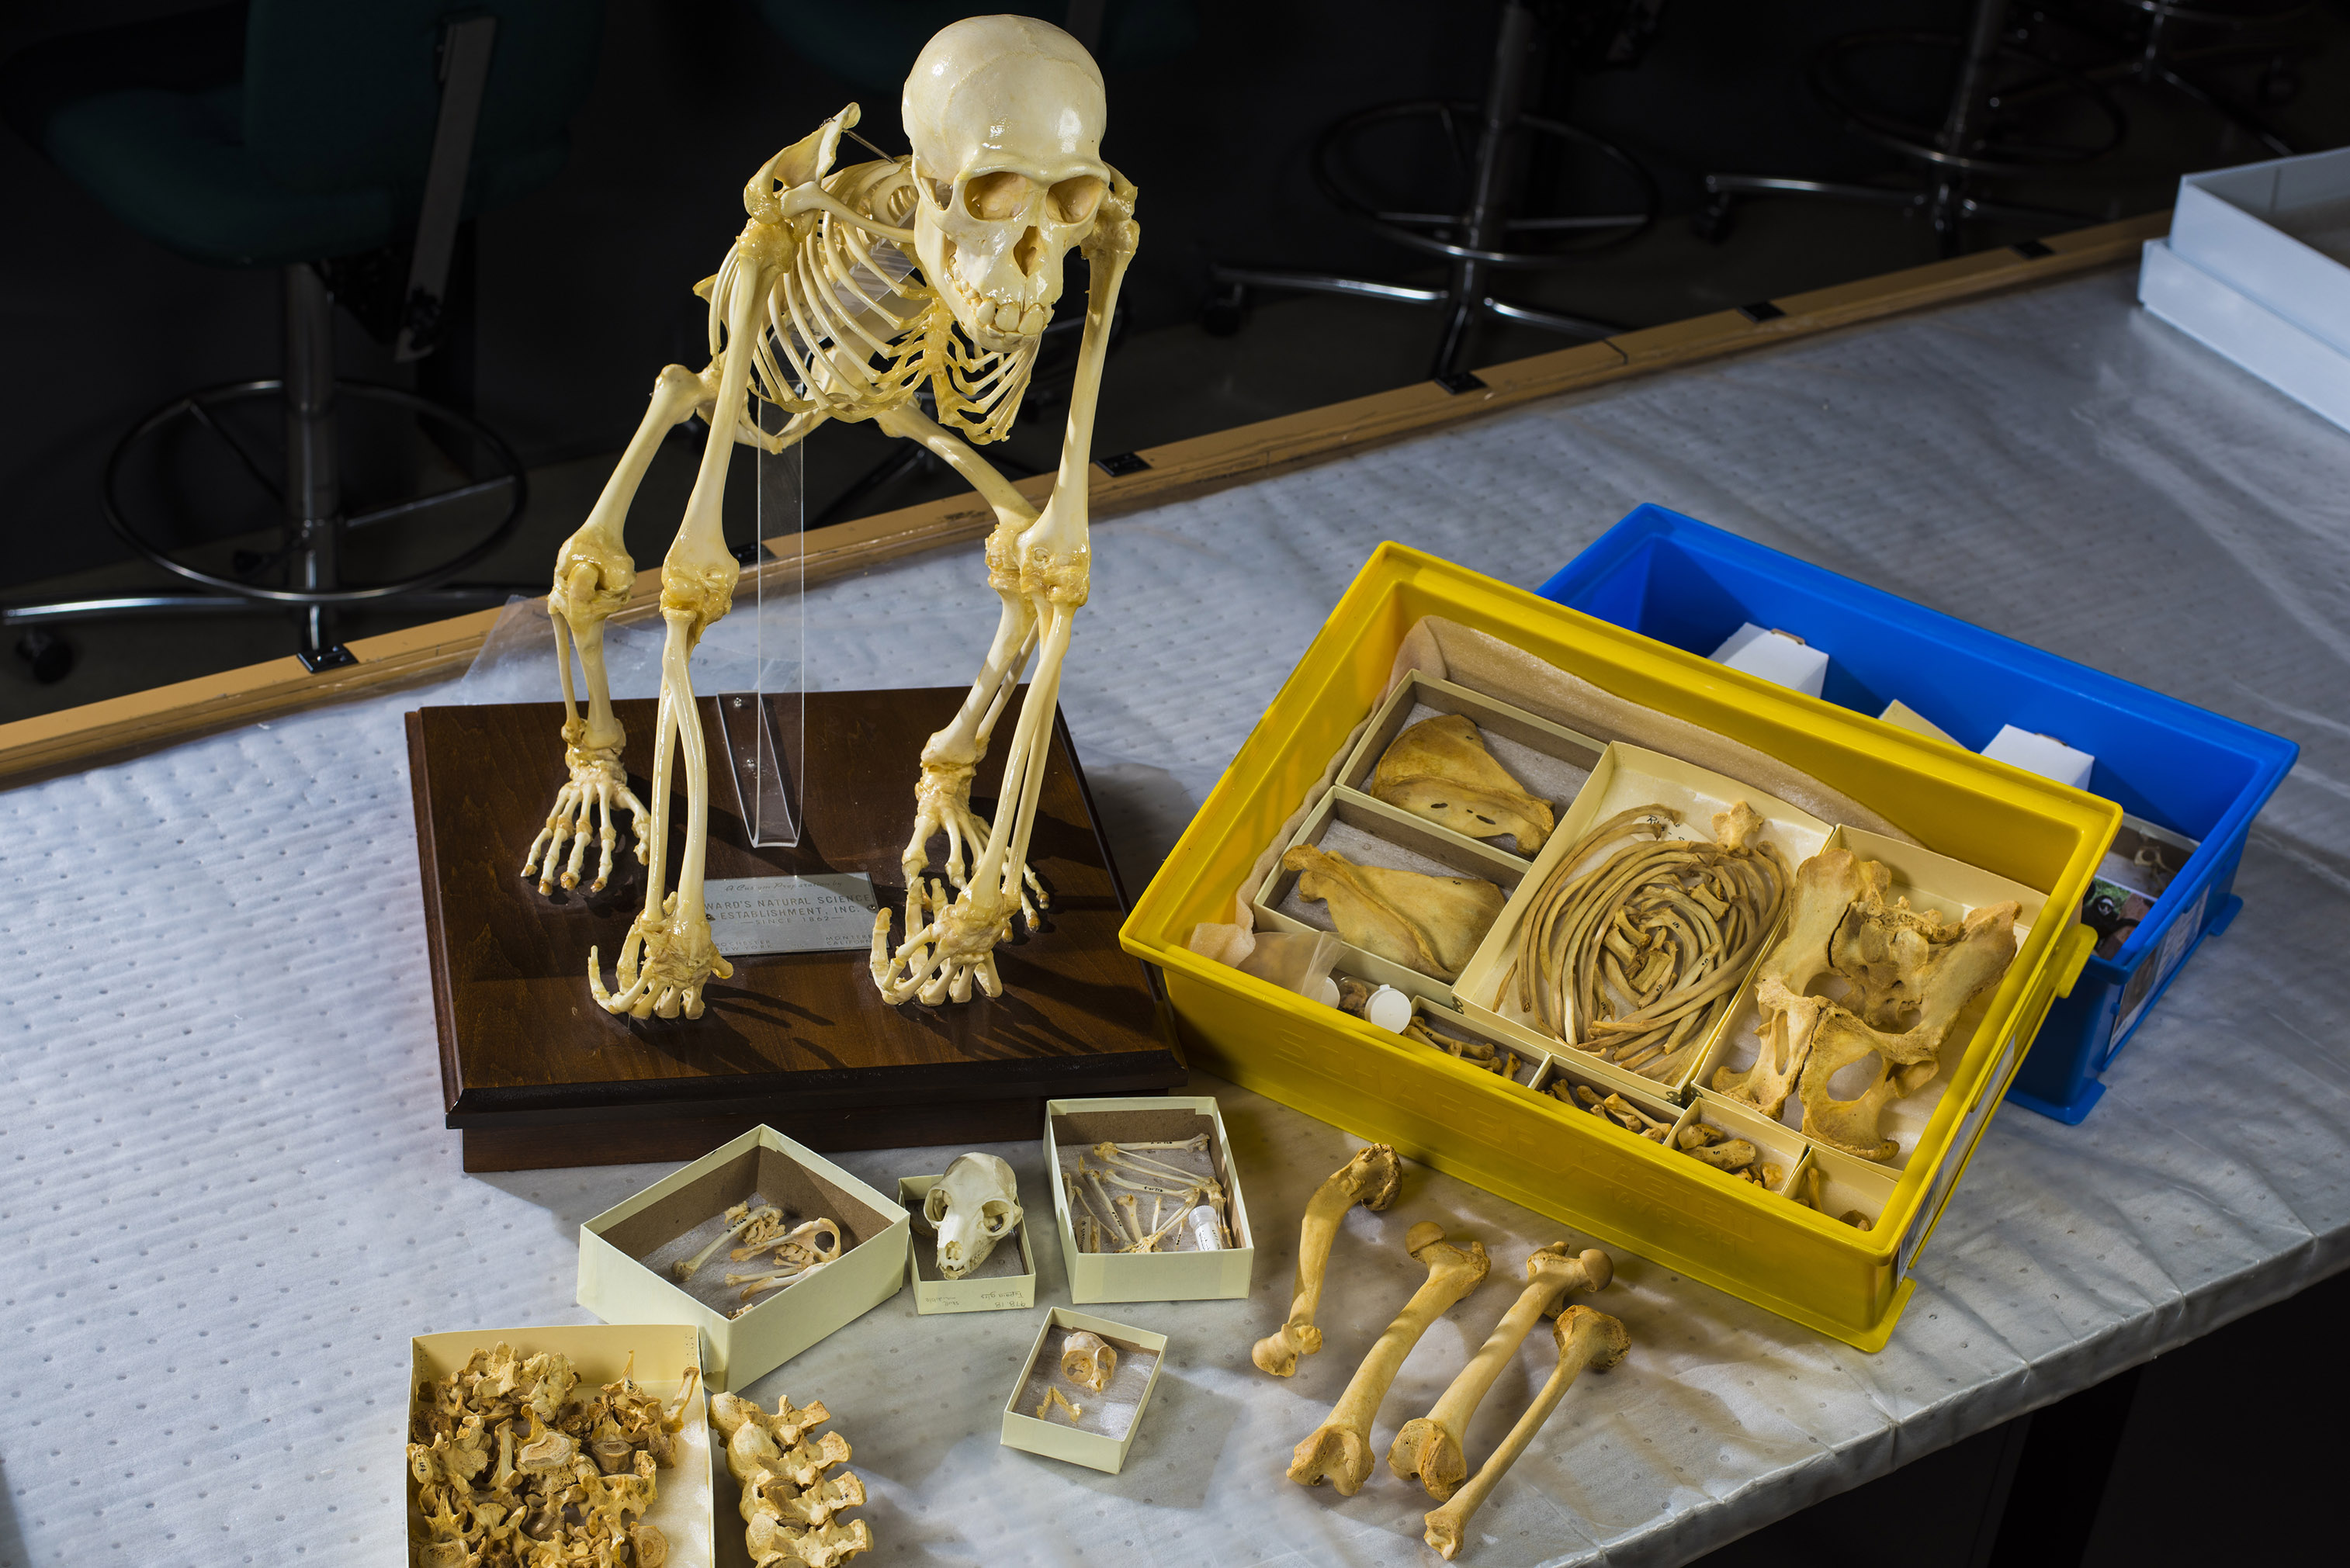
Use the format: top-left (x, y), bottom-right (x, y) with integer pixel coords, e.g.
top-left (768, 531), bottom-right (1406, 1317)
top-left (407, 687), bottom-right (1184, 1172)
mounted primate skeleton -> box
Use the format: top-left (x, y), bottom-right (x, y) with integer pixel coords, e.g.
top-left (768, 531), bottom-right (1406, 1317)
top-left (518, 16), bottom-right (1138, 1018)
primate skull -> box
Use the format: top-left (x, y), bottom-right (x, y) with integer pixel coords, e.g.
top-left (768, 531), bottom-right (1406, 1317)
top-left (903, 15), bottom-right (1111, 353)
top-left (924, 1151), bottom-right (1022, 1279)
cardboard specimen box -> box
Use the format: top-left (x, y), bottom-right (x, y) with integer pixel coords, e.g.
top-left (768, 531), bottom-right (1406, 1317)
top-left (407, 1324), bottom-right (711, 1568)
top-left (896, 1173), bottom-right (1038, 1314)
top-left (577, 1125), bottom-right (908, 1391)
top-left (1045, 1096), bottom-right (1254, 1303)
top-left (999, 1308), bottom-right (1169, 1474)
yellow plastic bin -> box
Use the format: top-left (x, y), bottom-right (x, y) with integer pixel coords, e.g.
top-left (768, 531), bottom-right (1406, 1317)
top-left (1120, 545), bottom-right (2113, 1350)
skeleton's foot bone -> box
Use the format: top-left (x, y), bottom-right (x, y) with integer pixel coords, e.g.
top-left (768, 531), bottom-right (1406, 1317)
top-left (591, 891), bottom-right (737, 1020)
top-left (868, 877), bottom-right (1010, 1006)
top-left (522, 725), bottom-right (650, 894)
top-left (1287, 1223), bottom-right (1490, 1497)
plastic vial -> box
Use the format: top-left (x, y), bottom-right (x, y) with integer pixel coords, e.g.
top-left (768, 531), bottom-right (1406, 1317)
top-left (1365, 985), bottom-right (1413, 1033)
top-left (1189, 1204), bottom-right (1225, 1251)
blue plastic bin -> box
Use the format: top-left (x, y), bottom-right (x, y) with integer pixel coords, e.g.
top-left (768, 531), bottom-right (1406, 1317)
top-left (1538, 504), bottom-right (2299, 1123)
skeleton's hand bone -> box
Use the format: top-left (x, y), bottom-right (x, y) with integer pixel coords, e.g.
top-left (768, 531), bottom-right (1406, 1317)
top-left (1288, 1223), bottom-right (1490, 1497)
top-left (1422, 1306), bottom-right (1630, 1561)
top-left (1253, 1144), bottom-right (1404, 1376)
top-left (522, 730), bottom-right (650, 895)
top-left (1390, 1243), bottom-right (1612, 1501)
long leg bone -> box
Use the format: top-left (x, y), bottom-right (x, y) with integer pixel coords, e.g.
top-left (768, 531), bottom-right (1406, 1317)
top-left (1422, 1307), bottom-right (1631, 1560)
top-left (589, 193), bottom-right (802, 1020)
top-left (1253, 1145), bottom-right (1403, 1376)
top-left (1389, 1244), bottom-right (1613, 1500)
top-left (1288, 1224), bottom-right (1490, 1497)
top-left (872, 164), bottom-right (1139, 1008)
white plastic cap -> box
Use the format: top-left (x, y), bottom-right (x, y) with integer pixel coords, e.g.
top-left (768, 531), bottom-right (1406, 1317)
top-left (1366, 985), bottom-right (1414, 1033)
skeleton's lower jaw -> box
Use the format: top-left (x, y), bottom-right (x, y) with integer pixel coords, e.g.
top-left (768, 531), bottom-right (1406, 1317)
top-left (591, 892), bottom-right (736, 1019)
top-left (869, 879), bottom-right (1015, 1006)
top-left (522, 742), bottom-right (650, 895)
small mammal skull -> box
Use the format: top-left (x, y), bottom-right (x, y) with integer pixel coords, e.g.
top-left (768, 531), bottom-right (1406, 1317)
top-left (902, 16), bottom-right (1112, 352)
top-left (923, 1151), bottom-right (1021, 1279)
top-left (1059, 1330), bottom-right (1117, 1391)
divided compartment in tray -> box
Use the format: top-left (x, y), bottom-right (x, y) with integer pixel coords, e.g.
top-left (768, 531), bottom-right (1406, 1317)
top-left (1786, 1144), bottom-right (1900, 1237)
top-left (1663, 1095), bottom-right (1808, 1198)
top-left (1693, 826), bottom-right (2039, 1172)
top-left (1526, 1054), bottom-right (1682, 1144)
top-left (1455, 742), bottom-right (1833, 1105)
top-left (1337, 670), bottom-right (1605, 861)
top-left (1255, 790), bottom-right (1526, 1007)
top-left (1394, 996), bottom-right (1546, 1087)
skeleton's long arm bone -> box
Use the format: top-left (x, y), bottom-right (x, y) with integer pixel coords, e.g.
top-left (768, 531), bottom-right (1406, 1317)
top-left (1253, 1145), bottom-right (1403, 1376)
top-left (523, 362), bottom-right (714, 895)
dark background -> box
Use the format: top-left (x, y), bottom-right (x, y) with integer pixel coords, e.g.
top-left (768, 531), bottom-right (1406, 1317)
top-left (10, 0), bottom-right (2344, 585)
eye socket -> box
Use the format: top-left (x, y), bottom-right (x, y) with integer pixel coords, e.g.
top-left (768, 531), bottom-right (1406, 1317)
top-left (964, 171), bottom-right (1034, 220)
top-left (979, 1199), bottom-right (1017, 1236)
top-left (923, 1186), bottom-right (950, 1224)
top-left (1048, 175), bottom-right (1105, 223)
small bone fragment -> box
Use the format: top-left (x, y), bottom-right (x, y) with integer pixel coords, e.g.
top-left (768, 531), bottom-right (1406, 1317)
top-left (677, 1202), bottom-right (778, 1281)
top-left (1288, 1223), bottom-right (1491, 1496)
top-left (1037, 1386), bottom-right (1083, 1423)
top-left (1686, 1137), bottom-right (1758, 1171)
top-left (1390, 1242), bottom-right (1612, 1500)
top-left (630, 1523), bottom-right (670, 1568)
top-left (1677, 1121), bottom-right (1725, 1149)
top-left (1281, 843), bottom-right (1506, 981)
top-left (1368, 713), bottom-right (1557, 853)
top-left (1423, 1307), bottom-right (1631, 1560)
top-left (1253, 1144), bottom-right (1403, 1376)
top-left (1061, 1330), bottom-right (1117, 1391)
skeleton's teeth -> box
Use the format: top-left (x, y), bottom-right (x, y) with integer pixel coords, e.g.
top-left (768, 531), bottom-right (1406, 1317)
top-left (1020, 304), bottom-right (1045, 335)
top-left (994, 301), bottom-right (1022, 332)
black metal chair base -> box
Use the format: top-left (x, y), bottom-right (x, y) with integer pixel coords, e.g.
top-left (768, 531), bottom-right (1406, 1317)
top-left (1695, 2), bottom-right (2125, 257)
top-left (98, 376), bottom-right (528, 607)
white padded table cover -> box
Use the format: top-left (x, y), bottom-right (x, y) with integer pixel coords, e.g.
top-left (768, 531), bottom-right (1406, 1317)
top-left (4, 267), bottom-right (2347, 1568)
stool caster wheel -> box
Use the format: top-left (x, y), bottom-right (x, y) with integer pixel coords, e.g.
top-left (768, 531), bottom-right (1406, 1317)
top-left (1689, 196), bottom-right (1734, 244)
top-left (16, 629), bottom-right (72, 684)
top-left (1201, 282), bottom-right (1248, 337)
